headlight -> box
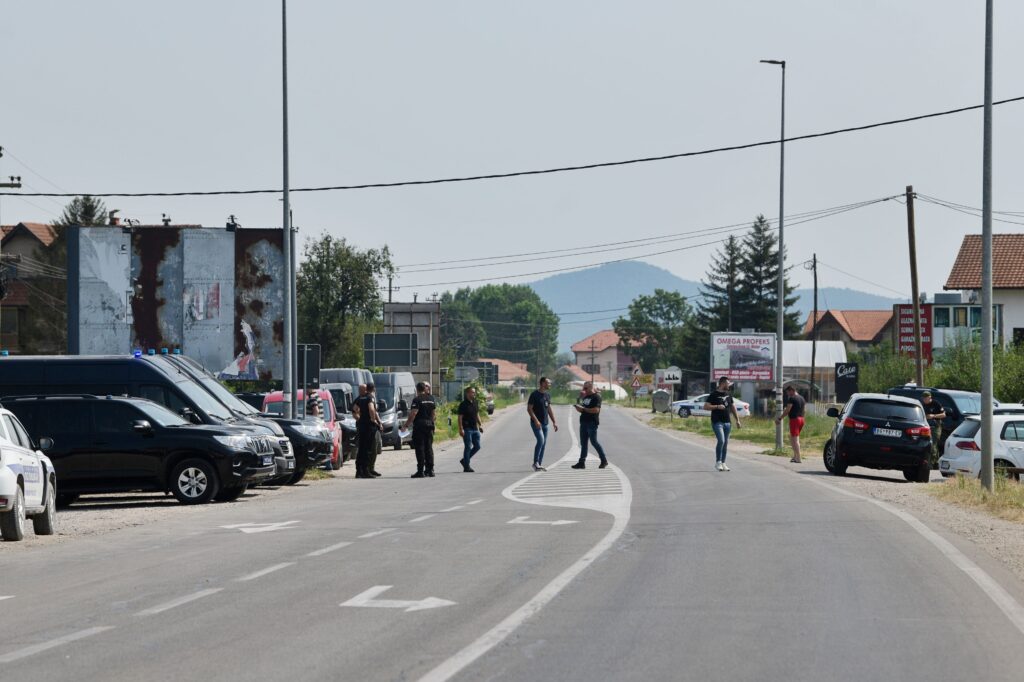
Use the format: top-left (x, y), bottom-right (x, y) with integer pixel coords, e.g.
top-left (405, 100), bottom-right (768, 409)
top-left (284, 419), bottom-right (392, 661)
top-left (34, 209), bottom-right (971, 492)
top-left (293, 423), bottom-right (323, 438)
top-left (214, 435), bottom-right (251, 450)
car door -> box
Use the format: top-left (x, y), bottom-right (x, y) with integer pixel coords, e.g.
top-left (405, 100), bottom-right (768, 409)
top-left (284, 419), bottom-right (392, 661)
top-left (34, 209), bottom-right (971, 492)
top-left (2, 413), bottom-right (43, 507)
top-left (692, 394), bottom-right (710, 416)
top-left (90, 402), bottom-right (154, 486)
top-left (999, 421), bottom-right (1024, 467)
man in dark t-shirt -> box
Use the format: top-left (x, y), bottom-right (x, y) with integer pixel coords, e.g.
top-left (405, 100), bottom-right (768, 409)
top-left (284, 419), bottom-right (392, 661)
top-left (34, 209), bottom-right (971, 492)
top-left (776, 386), bottom-right (806, 463)
top-left (458, 387), bottom-right (483, 472)
top-left (404, 382), bottom-right (436, 478)
top-left (352, 383), bottom-right (383, 479)
top-left (572, 381), bottom-right (608, 469)
top-left (704, 377), bottom-right (741, 471)
top-left (527, 376), bottom-right (558, 471)
top-left (921, 391), bottom-right (946, 466)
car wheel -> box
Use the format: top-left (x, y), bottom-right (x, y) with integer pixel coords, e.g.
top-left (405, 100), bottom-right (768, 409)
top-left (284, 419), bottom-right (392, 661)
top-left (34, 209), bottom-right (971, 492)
top-left (393, 429), bottom-right (402, 451)
top-left (170, 458), bottom-right (220, 504)
top-left (56, 493), bottom-right (79, 508)
top-left (286, 468), bottom-right (307, 485)
top-left (823, 442), bottom-right (836, 473)
top-left (330, 451), bottom-right (343, 470)
top-left (914, 460), bottom-right (931, 483)
top-left (32, 477), bottom-right (57, 536)
top-left (214, 484), bottom-right (248, 502)
top-left (679, 407), bottom-right (691, 418)
top-left (0, 487), bottom-right (26, 541)
top-left (903, 468), bottom-right (917, 482)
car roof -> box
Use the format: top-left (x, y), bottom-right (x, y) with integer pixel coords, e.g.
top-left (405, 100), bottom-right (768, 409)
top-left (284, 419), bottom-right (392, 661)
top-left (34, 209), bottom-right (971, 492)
top-left (888, 385), bottom-right (979, 397)
top-left (851, 392), bottom-right (925, 407)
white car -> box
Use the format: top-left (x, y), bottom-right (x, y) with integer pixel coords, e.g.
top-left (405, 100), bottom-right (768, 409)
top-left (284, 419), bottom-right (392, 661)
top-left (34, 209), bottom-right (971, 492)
top-left (670, 394), bottom-right (751, 418)
top-left (939, 415), bottom-right (1024, 480)
top-left (0, 407), bottom-right (57, 541)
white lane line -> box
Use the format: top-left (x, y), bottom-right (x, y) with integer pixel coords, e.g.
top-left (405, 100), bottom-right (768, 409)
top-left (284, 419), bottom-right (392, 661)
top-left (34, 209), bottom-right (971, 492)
top-left (0, 596), bottom-right (13, 602)
top-left (359, 528), bottom-right (396, 539)
top-left (307, 541), bottom-right (353, 557)
top-left (135, 588), bottom-right (223, 616)
top-left (410, 514), bottom-right (436, 524)
top-left (237, 562), bottom-right (295, 582)
top-left (0, 626), bottom-right (115, 664)
top-left (465, 499), bottom-right (484, 505)
top-left (420, 412), bottom-right (633, 682)
top-left (440, 505), bottom-right (465, 513)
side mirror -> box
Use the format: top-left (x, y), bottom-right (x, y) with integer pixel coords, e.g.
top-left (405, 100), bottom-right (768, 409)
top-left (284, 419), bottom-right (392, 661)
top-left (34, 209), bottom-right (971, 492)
top-left (180, 408), bottom-right (201, 424)
top-left (38, 437), bottom-right (54, 451)
top-left (346, 395), bottom-right (354, 411)
top-left (377, 399), bottom-right (387, 412)
top-left (133, 420), bottom-right (154, 434)
top-left (398, 399), bottom-right (408, 413)
top-left (826, 407), bottom-right (839, 419)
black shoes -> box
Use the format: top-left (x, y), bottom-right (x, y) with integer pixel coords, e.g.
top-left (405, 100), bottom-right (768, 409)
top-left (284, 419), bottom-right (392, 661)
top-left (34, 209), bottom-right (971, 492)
top-left (425, 470), bottom-right (435, 477)
top-left (411, 471), bottom-right (425, 478)
top-left (571, 462), bottom-right (585, 470)
top-left (371, 470), bottom-right (382, 477)
top-left (599, 461), bottom-right (609, 469)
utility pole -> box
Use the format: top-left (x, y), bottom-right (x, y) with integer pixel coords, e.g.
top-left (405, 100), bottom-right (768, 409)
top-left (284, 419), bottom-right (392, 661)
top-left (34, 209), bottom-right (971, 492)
top-left (280, 0), bottom-right (294, 418)
top-left (905, 185), bottom-right (925, 386)
top-left (809, 254), bottom-right (818, 401)
top-left (0, 146), bottom-right (23, 351)
top-left (388, 275), bottom-right (393, 303)
top-left (980, 0), bottom-right (995, 491)
top-left (590, 340), bottom-right (596, 383)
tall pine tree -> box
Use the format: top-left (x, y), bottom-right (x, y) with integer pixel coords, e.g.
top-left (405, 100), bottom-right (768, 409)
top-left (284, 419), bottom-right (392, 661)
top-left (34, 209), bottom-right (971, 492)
top-left (734, 215), bottom-right (801, 335)
top-left (696, 235), bottom-right (742, 332)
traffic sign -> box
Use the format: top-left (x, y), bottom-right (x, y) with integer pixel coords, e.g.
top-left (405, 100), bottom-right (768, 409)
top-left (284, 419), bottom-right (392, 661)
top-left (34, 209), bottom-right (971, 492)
top-left (663, 366), bottom-right (682, 384)
top-left (631, 377), bottom-right (641, 389)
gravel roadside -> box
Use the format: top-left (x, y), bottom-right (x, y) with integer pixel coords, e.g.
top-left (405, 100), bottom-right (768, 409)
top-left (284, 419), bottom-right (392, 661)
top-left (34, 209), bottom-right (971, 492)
top-left (621, 405), bottom-right (1024, 586)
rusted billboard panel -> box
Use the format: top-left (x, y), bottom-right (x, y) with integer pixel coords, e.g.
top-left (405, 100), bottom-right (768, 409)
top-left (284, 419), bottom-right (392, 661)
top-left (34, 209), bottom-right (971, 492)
top-left (68, 226), bottom-right (285, 380)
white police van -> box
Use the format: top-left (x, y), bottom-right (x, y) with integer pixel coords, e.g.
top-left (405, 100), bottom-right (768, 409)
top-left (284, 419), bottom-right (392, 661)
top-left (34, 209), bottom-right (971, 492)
top-left (0, 405), bottom-right (57, 541)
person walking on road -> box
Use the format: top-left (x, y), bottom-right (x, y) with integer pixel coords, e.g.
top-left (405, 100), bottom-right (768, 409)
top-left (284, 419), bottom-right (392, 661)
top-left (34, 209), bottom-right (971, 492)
top-left (920, 391), bottom-right (947, 467)
top-left (458, 387), bottom-right (483, 472)
top-left (705, 377), bottom-right (741, 471)
top-left (572, 381), bottom-right (608, 470)
top-left (353, 383), bottom-right (383, 479)
top-left (775, 385), bottom-right (806, 463)
top-left (403, 381), bottom-right (436, 478)
top-left (527, 376), bottom-right (558, 471)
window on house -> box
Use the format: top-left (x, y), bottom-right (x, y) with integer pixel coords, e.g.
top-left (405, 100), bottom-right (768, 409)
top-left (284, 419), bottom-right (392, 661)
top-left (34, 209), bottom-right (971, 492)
top-left (933, 307), bottom-right (950, 328)
top-left (970, 306), bottom-right (981, 328)
top-left (581, 364), bottom-right (601, 375)
top-left (953, 307), bottom-right (968, 327)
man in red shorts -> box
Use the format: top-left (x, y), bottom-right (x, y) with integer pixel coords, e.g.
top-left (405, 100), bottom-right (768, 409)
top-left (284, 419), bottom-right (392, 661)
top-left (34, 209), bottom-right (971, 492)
top-left (775, 385), bottom-right (806, 463)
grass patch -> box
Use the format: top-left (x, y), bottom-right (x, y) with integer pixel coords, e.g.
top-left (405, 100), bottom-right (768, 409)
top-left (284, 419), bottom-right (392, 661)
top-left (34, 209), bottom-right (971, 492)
top-left (304, 466), bottom-right (332, 481)
top-left (928, 474), bottom-right (1024, 523)
top-left (648, 414), bottom-right (833, 455)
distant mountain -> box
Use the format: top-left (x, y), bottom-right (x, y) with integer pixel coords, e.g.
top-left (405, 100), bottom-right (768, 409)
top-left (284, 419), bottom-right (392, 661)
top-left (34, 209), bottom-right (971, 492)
top-left (528, 261), bottom-right (905, 352)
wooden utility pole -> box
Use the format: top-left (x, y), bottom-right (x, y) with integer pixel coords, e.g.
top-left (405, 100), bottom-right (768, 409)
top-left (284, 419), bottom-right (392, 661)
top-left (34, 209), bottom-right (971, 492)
top-left (906, 185), bottom-right (925, 385)
top-left (809, 253), bottom-right (818, 401)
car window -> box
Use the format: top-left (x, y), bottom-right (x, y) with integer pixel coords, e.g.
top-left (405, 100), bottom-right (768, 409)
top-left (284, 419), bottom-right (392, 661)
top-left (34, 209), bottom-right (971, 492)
top-left (951, 394), bottom-right (982, 415)
top-left (0, 415), bottom-right (8, 443)
top-left (11, 416), bottom-right (33, 449)
top-left (850, 399), bottom-right (924, 422)
top-left (2, 414), bottom-right (26, 447)
top-left (93, 403), bottom-right (144, 434)
top-left (40, 402), bottom-right (92, 441)
top-left (135, 401), bottom-right (189, 427)
top-left (263, 402), bottom-right (285, 416)
top-left (1001, 421), bottom-right (1024, 442)
top-left (951, 419), bottom-right (980, 439)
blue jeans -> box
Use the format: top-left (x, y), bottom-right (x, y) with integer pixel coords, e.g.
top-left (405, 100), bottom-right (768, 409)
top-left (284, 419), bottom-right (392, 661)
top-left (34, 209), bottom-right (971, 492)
top-left (462, 430), bottom-right (481, 463)
top-left (712, 421), bottom-right (731, 462)
top-left (579, 422), bottom-right (607, 463)
top-left (532, 423), bottom-right (549, 465)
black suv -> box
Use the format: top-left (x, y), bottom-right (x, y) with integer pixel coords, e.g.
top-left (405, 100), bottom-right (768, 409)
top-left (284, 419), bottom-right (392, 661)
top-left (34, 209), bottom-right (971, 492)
top-left (824, 393), bottom-right (932, 482)
top-left (3, 395), bottom-right (277, 505)
top-left (885, 385), bottom-right (989, 451)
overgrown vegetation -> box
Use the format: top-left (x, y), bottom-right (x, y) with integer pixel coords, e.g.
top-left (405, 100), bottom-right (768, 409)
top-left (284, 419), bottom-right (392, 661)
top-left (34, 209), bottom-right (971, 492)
top-left (649, 413), bottom-right (833, 455)
top-left (928, 474), bottom-right (1024, 524)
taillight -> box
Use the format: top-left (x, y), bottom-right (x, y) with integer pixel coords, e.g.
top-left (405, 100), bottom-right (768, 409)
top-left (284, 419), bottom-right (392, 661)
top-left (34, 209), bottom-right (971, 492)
top-left (905, 426), bottom-right (931, 438)
top-left (955, 440), bottom-right (981, 451)
top-left (843, 417), bottom-right (869, 431)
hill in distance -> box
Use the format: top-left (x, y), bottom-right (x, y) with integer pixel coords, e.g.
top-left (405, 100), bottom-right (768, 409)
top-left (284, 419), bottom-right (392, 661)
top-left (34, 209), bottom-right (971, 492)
top-left (528, 261), bottom-right (906, 352)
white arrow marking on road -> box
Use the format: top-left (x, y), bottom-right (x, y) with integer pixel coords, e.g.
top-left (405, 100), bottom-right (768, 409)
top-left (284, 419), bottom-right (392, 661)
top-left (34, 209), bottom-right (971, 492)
top-left (507, 516), bottom-right (578, 526)
top-left (219, 520), bottom-right (301, 534)
top-left (341, 585), bottom-right (456, 612)
top-left (0, 596), bottom-right (13, 602)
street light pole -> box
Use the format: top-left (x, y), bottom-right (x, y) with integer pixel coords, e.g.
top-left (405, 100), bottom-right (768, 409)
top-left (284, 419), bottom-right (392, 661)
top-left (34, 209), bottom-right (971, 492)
top-left (980, 0), bottom-right (995, 491)
top-left (281, 0), bottom-right (294, 418)
top-left (761, 59), bottom-right (786, 451)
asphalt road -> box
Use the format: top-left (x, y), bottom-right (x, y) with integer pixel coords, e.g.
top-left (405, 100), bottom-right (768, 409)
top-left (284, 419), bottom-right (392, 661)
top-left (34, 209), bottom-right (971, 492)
top-left (2, 405), bottom-right (1024, 681)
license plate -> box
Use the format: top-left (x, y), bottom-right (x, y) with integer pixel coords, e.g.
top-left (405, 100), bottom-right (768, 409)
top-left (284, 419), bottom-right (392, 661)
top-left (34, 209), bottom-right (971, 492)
top-left (874, 428), bottom-right (902, 438)
top-left (287, 461), bottom-right (295, 469)
top-left (262, 455), bottom-right (273, 466)
top-left (940, 461), bottom-right (950, 470)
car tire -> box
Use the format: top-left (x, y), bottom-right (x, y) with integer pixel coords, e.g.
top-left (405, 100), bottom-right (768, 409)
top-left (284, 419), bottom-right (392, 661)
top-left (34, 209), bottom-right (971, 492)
top-left (914, 460), bottom-right (931, 483)
top-left (214, 484), bottom-right (248, 502)
top-left (56, 493), bottom-right (79, 508)
top-left (995, 459), bottom-right (1020, 481)
top-left (902, 468), bottom-right (917, 482)
top-left (286, 468), bottom-right (307, 485)
top-left (170, 458), bottom-right (220, 505)
top-left (679, 407), bottom-right (691, 418)
top-left (393, 429), bottom-right (402, 451)
top-left (0, 487), bottom-right (26, 541)
top-left (330, 452), bottom-right (343, 470)
top-left (32, 477), bottom-right (57, 536)
top-left (823, 442), bottom-right (836, 473)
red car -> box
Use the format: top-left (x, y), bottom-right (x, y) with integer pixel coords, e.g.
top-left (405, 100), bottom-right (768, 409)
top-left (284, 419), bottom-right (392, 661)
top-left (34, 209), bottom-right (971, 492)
top-left (262, 389), bottom-right (345, 470)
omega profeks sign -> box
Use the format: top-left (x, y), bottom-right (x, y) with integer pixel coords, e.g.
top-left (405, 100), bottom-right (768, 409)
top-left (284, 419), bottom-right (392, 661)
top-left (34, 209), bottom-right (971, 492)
top-left (710, 333), bottom-right (776, 382)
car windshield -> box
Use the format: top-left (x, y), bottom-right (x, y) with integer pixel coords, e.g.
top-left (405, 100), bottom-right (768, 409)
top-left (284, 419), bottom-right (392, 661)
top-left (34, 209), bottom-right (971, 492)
top-left (135, 401), bottom-right (189, 427)
top-left (951, 419), bottom-right (981, 439)
top-left (951, 394), bottom-right (983, 414)
top-left (174, 378), bottom-right (234, 421)
top-left (328, 390), bottom-right (349, 414)
top-left (851, 399), bottom-right (924, 423)
top-left (196, 374), bottom-right (260, 416)
top-left (263, 402), bottom-right (285, 416)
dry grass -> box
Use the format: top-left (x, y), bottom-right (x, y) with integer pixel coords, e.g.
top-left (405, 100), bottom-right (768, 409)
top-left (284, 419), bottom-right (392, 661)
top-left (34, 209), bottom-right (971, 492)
top-left (928, 474), bottom-right (1024, 524)
top-left (649, 414), bottom-right (833, 455)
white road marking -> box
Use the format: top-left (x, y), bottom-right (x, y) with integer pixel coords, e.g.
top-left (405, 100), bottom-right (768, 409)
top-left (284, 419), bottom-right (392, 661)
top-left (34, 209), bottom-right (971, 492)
top-left (358, 528), bottom-right (396, 539)
top-left (237, 562), bottom-right (294, 582)
top-left (135, 588), bottom-right (223, 616)
top-left (409, 514), bottom-right (435, 523)
top-left (219, 520), bottom-right (301, 534)
top-left (465, 499), bottom-right (484, 505)
top-left (440, 505), bottom-right (465, 512)
top-left (0, 626), bottom-right (115, 664)
top-left (341, 585), bottom-right (456, 612)
top-left (507, 516), bottom-right (577, 526)
top-left (420, 414), bottom-right (632, 682)
top-left (307, 541), bottom-right (354, 557)
top-left (0, 596), bottom-right (13, 602)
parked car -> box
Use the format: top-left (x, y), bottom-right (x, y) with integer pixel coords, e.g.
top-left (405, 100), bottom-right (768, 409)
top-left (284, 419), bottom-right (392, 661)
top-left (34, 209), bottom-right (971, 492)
top-left (322, 382), bottom-right (358, 464)
top-left (823, 393), bottom-right (932, 482)
top-left (938, 415), bottom-right (1024, 480)
top-left (4, 395), bottom-right (277, 505)
top-left (885, 385), bottom-right (995, 451)
top-left (261, 391), bottom-right (335, 479)
top-left (0, 406), bottom-right (57, 541)
top-left (263, 389), bottom-right (344, 470)
top-left (670, 394), bottom-right (750, 418)
top-left (320, 367), bottom-right (373, 388)
top-left (373, 372), bottom-right (416, 450)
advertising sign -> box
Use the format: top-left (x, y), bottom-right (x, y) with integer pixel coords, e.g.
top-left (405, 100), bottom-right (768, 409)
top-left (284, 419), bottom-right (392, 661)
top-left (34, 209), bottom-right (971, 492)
top-left (710, 333), bottom-right (776, 382)
top-left (363, 333), bottom-right (419, 367)
top-left (894, 304), bottom-right (933, 364)
top-left (835, 362), bottom-right (858, 403)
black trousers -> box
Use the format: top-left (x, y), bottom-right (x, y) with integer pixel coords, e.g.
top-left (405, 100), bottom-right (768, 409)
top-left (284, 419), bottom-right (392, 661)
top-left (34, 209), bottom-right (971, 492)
top-left (356, 428), bottom-right (377, 474)
top-left (413, 425), bottom-right (435, 472)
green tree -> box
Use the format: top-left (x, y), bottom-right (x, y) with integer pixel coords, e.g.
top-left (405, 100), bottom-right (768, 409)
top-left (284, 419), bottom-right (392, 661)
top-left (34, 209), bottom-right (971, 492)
top-left (612, 289), bottom-right (693, 371)
top-left (451, 284), bottom-right (558, 373)
top-left (696, 235), bottom-right (743, 333)
top-left (735, 215), bottom-right (801, 336)
top-left (440, 295), bottom-right (487, 361)
top-left (19, 196), bottom-right (108, 353)
top-left (296, 233), bottom-right (393, 366)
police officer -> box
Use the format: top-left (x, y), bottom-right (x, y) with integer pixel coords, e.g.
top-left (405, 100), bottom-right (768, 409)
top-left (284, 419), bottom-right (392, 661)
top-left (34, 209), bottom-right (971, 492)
top-left (921, 391), bottom-right (946, 467)
top-left (404, 381), bottom-right (436, 478)
top-left (353, 383), bottom-right (383, 478)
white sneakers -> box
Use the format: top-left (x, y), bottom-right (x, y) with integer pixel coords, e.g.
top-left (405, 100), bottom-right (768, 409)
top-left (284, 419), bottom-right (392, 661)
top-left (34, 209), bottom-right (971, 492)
top-left (722, 462), bottom-right (730, 471)
top-left (715, 462), bottom-right (731, 472)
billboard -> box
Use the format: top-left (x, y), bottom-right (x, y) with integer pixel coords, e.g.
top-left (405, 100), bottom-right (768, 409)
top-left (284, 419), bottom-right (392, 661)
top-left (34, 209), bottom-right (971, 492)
top-left (68, 226), bottom-right (285, 380)
top-left (710, 333), bottom-right (776, 382)
top-left (894, 304), bottom-right (933, 364)
top-left (835, 362), bottom-right (859, 402)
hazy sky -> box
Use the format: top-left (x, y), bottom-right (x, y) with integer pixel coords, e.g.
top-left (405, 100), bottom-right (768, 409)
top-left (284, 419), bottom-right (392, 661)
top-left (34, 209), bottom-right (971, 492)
top-left (2, 1), bottom-right (1022, 307)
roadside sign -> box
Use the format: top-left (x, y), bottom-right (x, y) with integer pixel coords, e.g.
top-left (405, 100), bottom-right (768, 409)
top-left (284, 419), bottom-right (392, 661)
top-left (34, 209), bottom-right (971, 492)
top-left (454, 366), bottom-right (479, 382)
top-left (662, 366), bottom-right (682, 384)
top-left (633, 366), bottom-right (642, 376)
top-left (297, 343), bottom-right (321, 389)
top-left (364, 333), bottom-right (418, 367)
top-left (631, 377), bottom-right (641, 389)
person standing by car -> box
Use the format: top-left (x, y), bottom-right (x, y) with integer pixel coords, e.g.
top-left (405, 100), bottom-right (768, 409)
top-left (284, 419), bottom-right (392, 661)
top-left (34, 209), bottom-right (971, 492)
top-left (404, 382), bottom-right (436, 478)
top-left (572, 381), bottom-right (608, 469)
top-left (775, 385), bottom-right (806, 463)
top-left (353, 383), bottom-right (382, 479)
top-left (527, 376), bottom-right (558, 471)
top-left (921, 391), bottom-right (946, 467)
top-left (306, 390), bottom-right (322, 418)
top-left (705, 377), bottom-right (741, 471)
top-left (458, 387), bottom-right (483, 472)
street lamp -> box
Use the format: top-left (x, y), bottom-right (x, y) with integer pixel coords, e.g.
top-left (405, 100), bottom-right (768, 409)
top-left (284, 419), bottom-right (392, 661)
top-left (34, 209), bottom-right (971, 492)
top-left (760, 58), bottom-right (786, 451)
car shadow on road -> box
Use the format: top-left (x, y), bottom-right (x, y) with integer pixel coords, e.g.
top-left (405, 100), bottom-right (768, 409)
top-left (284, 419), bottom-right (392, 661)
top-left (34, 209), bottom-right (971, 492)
top-left (795, 469), bottom-right (915, 484)
top-left (61, 492), bottom-right (263, 511)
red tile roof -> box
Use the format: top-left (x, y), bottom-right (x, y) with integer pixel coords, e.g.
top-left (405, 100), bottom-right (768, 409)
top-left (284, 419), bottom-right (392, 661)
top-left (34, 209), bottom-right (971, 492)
top-left (570, 329), bottom-right (641, 353)
top-left (802, 310), bottom-right (894, 343)
top-left (1, 222), bottom-right (58, 247)
top-left (563, 364), bottom-right (612, 385)
top-left (477, 357), bottom-right (531, 382)
top-left (945, 234), bottom-right (1024, 289)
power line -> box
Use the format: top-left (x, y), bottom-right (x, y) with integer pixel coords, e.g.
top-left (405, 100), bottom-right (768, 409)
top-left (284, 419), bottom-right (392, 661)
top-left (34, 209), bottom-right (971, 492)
top-left (4, 97), bottom-right (1023, 199)
top-left (816, 260), bottom-right (910, 299)
top-left (916, 194), bottom-right (1024, 226)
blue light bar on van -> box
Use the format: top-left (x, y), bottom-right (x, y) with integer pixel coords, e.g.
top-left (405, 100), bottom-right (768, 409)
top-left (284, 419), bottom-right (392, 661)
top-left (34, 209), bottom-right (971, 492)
top-left (0, 350), bottom-right (8, 357)
top-left (173, 348), bottom-right (182, 355)
top-left (147, 349), bottom-right (156, 355)
top-left (161, 348), bottom-right (169, 355)
top-left (133, 349), bottom-right (143, 358)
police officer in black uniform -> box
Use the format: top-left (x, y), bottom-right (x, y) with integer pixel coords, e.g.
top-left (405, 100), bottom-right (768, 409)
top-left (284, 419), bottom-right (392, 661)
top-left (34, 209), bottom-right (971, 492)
top-left (352, 383), bottom-right (383, 479)
top-left (404, 381), bottom-right (436, 478)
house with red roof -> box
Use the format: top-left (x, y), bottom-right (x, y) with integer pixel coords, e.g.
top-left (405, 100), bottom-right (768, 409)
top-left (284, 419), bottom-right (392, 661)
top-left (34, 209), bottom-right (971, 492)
top-left (1, 222), bottom-right (60, 352)
top-left (570, 329), bottom-right (642, 382)
top-left (801, 309), bottom-right (895, 354)
top-left (942, 234), bottom-right (1024, 347)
